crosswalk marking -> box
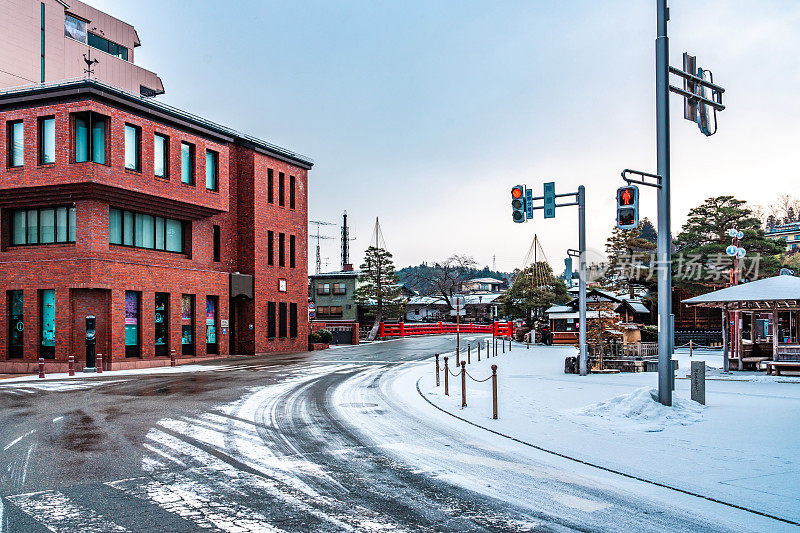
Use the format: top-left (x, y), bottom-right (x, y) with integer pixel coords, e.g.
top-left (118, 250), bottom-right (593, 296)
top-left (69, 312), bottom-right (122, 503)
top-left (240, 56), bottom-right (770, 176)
top-left (8, 490), bottom-right (129, 532)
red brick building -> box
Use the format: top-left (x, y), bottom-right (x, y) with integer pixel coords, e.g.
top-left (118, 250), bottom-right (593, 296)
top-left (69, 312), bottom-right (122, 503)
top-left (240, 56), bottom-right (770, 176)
top-left (0, 79), bottom-right (312, 372)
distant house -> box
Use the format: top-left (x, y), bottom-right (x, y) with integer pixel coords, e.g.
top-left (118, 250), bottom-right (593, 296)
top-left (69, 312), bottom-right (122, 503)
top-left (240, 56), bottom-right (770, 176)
top-left (766, 222), bottom-right (800, 252)
top-left (461, 277), bottom-right (505, 294)
top-left (309, 267), bottom-right (360, 322)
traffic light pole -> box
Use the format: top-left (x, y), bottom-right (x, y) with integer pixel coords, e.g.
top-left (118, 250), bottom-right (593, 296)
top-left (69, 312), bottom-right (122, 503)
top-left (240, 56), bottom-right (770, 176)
top-left (655, 0), bottom-right (672, 406)
top-left (577, 186), bottom-right (588, 376)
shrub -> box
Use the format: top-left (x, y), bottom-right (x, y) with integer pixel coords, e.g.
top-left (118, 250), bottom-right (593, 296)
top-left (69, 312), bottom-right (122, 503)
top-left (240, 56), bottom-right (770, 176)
top-left (640, 325), bottom-right (658, 342)
top-left (316, 329), bottom-right (333, 344)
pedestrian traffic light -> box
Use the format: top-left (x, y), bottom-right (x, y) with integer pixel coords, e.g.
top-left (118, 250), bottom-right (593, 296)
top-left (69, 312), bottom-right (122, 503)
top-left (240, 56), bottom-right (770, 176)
top-left (511, 185), bottom-right (526, 223)
top-left (616, 185), bottom-right (639, 229)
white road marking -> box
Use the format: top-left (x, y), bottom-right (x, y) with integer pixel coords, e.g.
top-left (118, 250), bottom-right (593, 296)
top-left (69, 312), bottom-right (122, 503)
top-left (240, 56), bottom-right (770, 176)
top-left (3, 430), bottom-right (35, 451)
top-left (7, 490), bottom-right (129, 532)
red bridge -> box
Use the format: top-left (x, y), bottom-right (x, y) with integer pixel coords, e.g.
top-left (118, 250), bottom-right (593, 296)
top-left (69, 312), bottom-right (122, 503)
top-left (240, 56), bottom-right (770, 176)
top-left (378, 321), bottom-right (515, 339)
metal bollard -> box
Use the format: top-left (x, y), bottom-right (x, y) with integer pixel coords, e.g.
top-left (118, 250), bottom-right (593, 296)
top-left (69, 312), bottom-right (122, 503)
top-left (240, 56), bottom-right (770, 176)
top-left (171, 348), bottom-right (177, 367)
top-left (461, 361), bottom-right (467, 408)
top-left (502, 338), bottom-right (505, 354)
top-left (689, 339), bottom-right (693, 358)
top-left (456, 348), bottom-right (460, 367)
top-left (68, 356), bottom-right (75, 377)
top-left (38, 358), bottom-right (45, 379)
top-left (492, 364), bottom-right (498, 419)
top-left (477, 343), bottom-right (481, 361)
top-left (435, 353), bottom-right (440, 387)
top-left (467, 344), bottom-right (471, 364)
top-left (96, 354), bottom-right (103, 374)
top-left (444, 357), bottom-right (449, 396)
top-left (510, 338), bottom-right (512, 351)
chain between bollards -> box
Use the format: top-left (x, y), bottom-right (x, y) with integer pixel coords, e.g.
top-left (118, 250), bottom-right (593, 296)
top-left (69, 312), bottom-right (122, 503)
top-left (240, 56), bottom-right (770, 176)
top-left (492, 365), bottom-right (498, 419)
top-left (460, 361), bottom-right (467, 408)
top-left (435, 353), bottom-right (440, 387)
top-left (444, 356), bottom-right (449, 396)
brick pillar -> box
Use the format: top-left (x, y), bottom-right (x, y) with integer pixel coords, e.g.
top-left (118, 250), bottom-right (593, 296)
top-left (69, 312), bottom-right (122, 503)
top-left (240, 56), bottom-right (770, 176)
top-left (55, 288), bottom-right (70, 361)
top-left (141, 291), bottom-right (155, 359)
top-left (219, 296), bottom-right (229, 356)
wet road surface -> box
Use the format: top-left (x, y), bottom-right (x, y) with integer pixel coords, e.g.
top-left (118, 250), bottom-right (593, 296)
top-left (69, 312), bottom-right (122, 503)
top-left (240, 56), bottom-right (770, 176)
top-left (0, 337), bottom-right (777, 532)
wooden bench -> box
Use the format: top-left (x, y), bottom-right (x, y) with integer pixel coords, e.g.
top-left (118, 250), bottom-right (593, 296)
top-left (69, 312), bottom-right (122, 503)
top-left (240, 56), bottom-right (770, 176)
top-left (765, 361), bottom-right (800, 376)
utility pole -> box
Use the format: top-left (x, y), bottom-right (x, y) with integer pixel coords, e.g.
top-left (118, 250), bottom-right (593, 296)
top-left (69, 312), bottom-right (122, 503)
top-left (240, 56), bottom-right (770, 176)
top-left (655, 0), bottom-right (672, 406)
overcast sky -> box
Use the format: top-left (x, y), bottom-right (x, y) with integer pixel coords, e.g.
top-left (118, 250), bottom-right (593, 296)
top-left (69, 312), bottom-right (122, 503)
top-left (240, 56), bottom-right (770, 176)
top-left (92, 0), bottom-right (800, 274)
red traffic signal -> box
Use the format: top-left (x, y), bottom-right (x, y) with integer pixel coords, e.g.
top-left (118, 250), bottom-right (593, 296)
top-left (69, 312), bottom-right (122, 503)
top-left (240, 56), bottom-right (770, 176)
top-left (618, 187), bottom-right (636, 206)
top-left (511, 186), bottom-right (523, 199)
top-left (616, 185), bottom-right (639, 229)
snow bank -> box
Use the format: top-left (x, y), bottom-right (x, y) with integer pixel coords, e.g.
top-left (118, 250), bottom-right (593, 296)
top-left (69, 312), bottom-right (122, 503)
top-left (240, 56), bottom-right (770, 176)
top-left (570, 387), bottom-right (704, 432)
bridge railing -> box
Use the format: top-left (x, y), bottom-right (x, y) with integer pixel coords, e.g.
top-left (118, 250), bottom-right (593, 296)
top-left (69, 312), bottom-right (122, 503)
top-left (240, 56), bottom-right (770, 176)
top-left (378, 321), bottom-right (514, 339)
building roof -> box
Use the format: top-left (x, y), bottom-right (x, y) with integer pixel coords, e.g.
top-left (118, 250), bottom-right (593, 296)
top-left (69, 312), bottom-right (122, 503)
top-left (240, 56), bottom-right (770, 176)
top-left (407, 293), bottom-right (504, 306)
top-left (310, 270), bottom-right (361, 279)
top-left (616, 300), bottom-right (650, 314)
top-left (682, 274), bottom-right (800, 307)
top-left (465, 277), bottom-right (503, 284)
top-left (0, 79), bottom-right (314, 169)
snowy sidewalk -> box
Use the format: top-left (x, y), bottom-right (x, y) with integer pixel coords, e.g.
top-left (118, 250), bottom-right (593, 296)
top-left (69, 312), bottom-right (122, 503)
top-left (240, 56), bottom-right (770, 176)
top-left (418, 343), bottom-right (800, 524)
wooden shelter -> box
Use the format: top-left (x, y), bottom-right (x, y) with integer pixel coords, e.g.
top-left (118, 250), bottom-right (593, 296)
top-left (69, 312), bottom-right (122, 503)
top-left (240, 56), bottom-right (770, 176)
top-left (683, 274), bottom-right (800, 373)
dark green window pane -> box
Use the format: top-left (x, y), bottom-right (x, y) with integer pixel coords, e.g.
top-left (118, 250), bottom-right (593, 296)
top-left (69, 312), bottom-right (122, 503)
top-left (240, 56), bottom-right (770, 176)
top-left (68, 207), bottom-right (76, 242)
top-left (205, 150), bottom-right (217, 190)
top-left (181, 143), bottom-right (193, 184)
top-left (12, 210), bottom-right (26, 245)
top-left (155, 217), bottom-right (165, 249)
top-left (154, 134), bottom-right (167, 177)
top-left (92, 119), bottom-right (105, 164)
top-left (9, 290), bottom-right (23, 349)
top-left (123, 211), bottom-right (134, 246)
top-left (88, 32), bottom-right (107, 52)
top-left (109, 208), bottom-right (122, 244)
top-left (40, 289), bottom-right (55, 348)
top-left (56, 207), bottom-right (67, 242)
top-left (141, 214), bottom-right (155, 249)
top-left (10, 122), bottom-right (24, 167)
top-left (26, 210), bottom-right (38, 244)
top-left (75, 117), bottom-right (88, 162)
top-left (39, 208), bottom-right (55, 243)
top-left (166, 219), bottom-right (182, 252)
top-left (124, 291), bottom-right (139, 346)
top-left (41, 118), bottom-right (55, 164)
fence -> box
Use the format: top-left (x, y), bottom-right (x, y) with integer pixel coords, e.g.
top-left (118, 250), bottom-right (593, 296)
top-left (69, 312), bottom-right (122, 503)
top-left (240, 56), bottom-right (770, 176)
top-left (435, 340), bottom-right (506, 419)
top-left (589, 341), bottom-right (659, 359)
top-left (674, 330), bottom-right (722, 347)
top-left (379, 321), bottom-right (514, 339)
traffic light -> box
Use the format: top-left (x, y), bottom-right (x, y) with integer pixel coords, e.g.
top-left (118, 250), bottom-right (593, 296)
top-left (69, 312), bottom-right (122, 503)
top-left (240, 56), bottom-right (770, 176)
top-left (511, 185), bottom-right (526, 223)
top-left (616, 185), bottom-right (639, 229)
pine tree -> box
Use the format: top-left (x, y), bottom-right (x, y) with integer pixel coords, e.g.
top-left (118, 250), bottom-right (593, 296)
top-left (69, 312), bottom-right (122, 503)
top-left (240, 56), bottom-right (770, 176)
top-left (675, 196), bottom-right (783, 288)
top-left (500, 262), bottom-right (569, 320)
top-left (354, 246), bottom-right (404, 339)
top-left (603, 221), bottom-right (657, 292)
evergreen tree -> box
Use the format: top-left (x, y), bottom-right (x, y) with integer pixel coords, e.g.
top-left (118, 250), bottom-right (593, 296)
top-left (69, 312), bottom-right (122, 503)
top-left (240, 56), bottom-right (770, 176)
top-left (603, 221), bottom-right (657, 293)
top-left (500, 262), bottom-right (569, 320)
top-left (639, 217), bottom-right (657, 244)
top-left (355, 246), bottom-right (404, 339)
top-left (674, 196), bottom-right (783, 288)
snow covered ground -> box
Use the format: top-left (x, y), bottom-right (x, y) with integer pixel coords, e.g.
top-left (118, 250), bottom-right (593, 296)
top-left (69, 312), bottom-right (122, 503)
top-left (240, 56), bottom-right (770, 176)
top-left (418, 342), bottom-right (800, 525)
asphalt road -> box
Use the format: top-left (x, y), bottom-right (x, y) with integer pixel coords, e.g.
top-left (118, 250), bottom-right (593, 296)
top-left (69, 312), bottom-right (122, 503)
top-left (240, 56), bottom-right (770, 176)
top-left (0, 337), bottom-right (769, 532)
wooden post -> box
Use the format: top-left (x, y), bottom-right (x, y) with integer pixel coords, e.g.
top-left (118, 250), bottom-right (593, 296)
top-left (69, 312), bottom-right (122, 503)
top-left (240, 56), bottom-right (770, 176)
top-left (502, 338), bottom-right (505, 354)
top-left (460, 361), bottom-right (467, 408)
top-left (491, 364), bottom-right (498, 419)
top-left (477, 343), bottom-right (481, 361)
top-left (435, 353), bottom-right (440, 387)
top-left (467, 344), bottom-right (471, 364)
top-left (722, 307), bottom-right (730, 371)
top-left (689, 339), bottom-right (693, 357)
top-left (444, 357), bottom-right (449, 395)
top-left (772, 307), bottom-right (779, 366)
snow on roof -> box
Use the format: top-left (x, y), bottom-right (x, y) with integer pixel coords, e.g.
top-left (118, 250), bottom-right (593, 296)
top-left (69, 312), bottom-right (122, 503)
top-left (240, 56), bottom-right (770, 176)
top-left (682, 274), bottom-right (800, 305)
top-left (545, 305), bottom-right (573, 314)
top-left (466, 277), bottom-right (504, 284)
top-left (407, 293), bottom-right (504, 306)
top-left (618, 301), bottom-right (650, 314)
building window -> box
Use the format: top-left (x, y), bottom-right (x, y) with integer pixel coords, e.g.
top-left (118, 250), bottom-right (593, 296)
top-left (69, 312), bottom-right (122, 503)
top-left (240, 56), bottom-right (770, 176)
top-left (74, 112), bottom-right (106, 164)
top-left (278, 172), bottom-right (285, 206)
top-left (290, 303), bottom-right (298, 338)
top-left (289, 235), bottom-right (296, 268)
top-left (7, 120), bottom-right (23, 167)
top-left (154, 133), bottom-right (169, 178)
top-left (155, 292), bottom-right (169, 357)
top-left (40, 289), bottom-right (55, 359)
top-left (317, 306), bottom-right (329, 316)
top-left (279, 302), bottom-right (287, 338)
top-left (206, 296), bottom-right (218, 354)
top-left (317, 283), bottom-right (331, 295)
top-left (267, 169), bottom-right (274, 203)
top-left (278, 233), bottom-right (285, 266)
top-left (289, 175), bottom-right (296, 209)
top-left (109, 208), bottom-right (184, 253)
top-left (267, 230), bottom-right (274, 265)
top-left (333, 283), bottom-right (346, 295)
top-left (64, 13), bottom-right (86, 42)
top-left (205, 149), bottom-right (218, 191)
top-left (181, 294), bottom-right (195, 355)
top-left (87, 32), bottom-right (128, 61)
top-left (38, 117), bottom-right (55, 164)
top-left (8, 291), bottom-right (23, 359)
top-left (267, 302), bottom-right (276, 338)
top-left (329, 306), bottom-right (343, 317)
top-left (10, 207), bottom-right (75, 246)
top-left (181, 142), bottom-right (195, 185)
top-left (124, 124), bottom-right (141, 171)
top-left (125, 291), bottom-right (140, 357)
top-left (213, 225), bottom-right (221, 262)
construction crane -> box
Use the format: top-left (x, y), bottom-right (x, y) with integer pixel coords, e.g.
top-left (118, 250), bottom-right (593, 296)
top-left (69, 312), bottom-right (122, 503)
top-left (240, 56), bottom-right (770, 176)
top-left (309, 220), bottom-right (336, 274)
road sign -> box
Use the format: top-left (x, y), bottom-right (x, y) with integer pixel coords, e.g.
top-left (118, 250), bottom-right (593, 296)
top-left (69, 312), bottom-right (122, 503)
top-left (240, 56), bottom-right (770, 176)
top-left (543, 182), bottom-right (555, 219)
top-left (525, 188), bottom-right (534, 219)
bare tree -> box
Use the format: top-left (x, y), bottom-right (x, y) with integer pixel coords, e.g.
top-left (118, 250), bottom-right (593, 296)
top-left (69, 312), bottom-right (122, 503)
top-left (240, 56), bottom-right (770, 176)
top-left (408, 255), bottom-right (477, 309)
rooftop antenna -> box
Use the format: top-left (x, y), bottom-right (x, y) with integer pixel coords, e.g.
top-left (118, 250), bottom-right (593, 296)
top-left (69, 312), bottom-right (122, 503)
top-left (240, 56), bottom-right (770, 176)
top-left (369, 217), bottom-right (386, 249)
top-left (493, 254), bottom-right (496, 271)
top-left (309, 220), bottom-right (335, 274)
top-left (341, 210), bottom-right (357, 269)
top-left (82, 50), bottom-right (99, 79)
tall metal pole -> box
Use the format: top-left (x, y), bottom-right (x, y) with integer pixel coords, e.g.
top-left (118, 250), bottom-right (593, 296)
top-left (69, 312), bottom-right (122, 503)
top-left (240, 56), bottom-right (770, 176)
top-left (578, 186), bottom-right (588, 376)
top-left (656, 0), bottom-right (673, 406)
